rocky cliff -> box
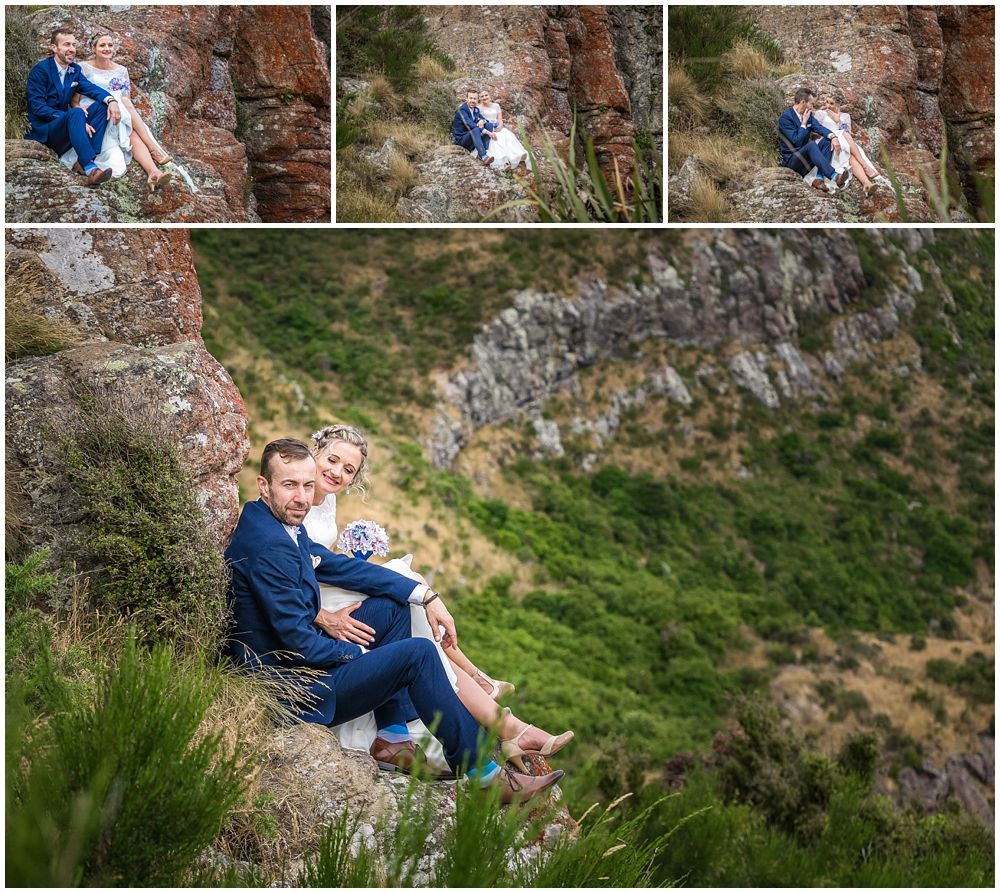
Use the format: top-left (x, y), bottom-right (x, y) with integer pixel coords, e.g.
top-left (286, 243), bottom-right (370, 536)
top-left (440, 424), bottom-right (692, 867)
top-left (5, 228), bottom-right (249, 555)
top-left (427, 228), bottom-right (934, 467)
top-left (5, 6), bottom-right (331, 223)
top-left (668, 5), bottom-right (993, 222)
top-left (339, 5), bottom-right (661, 222)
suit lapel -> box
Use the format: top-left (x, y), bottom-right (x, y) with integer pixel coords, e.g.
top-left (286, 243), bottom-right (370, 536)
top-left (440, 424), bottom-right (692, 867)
top-left (297, 530), bottom-right (321, 613)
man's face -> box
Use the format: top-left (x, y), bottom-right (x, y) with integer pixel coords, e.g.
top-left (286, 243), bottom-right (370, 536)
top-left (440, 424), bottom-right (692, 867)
top-left (50, 33), bottom-right (77, 66)
top-left (467, 92), bottom-right (478, 108)
top-left (258, 456), bottom-right (316, 527)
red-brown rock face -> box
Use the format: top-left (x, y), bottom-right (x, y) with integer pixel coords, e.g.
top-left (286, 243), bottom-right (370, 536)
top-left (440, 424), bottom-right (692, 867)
top-left (422, 5), bottom-right (661, 183)
top-left (5, 228), bottom-right (249, 550)
top-left (752, 5), bottom-right (994, 210)
top-left (11, 5), bottom-right (330, 222)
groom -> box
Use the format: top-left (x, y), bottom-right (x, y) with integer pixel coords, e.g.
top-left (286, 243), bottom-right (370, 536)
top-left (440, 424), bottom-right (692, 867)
top-left (451, 88), bottom-right (496, 166)
top-left (24, 27), bottom-right (121, 188)
top-left (778, 87), bottom-right (846, 193)
top-left (226, 438), bottom-right (563, 803)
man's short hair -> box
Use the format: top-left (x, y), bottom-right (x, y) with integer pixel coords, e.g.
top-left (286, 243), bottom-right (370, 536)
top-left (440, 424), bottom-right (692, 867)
top-left (50, 27), bottom-right (76, 46)
top-left (792, 87), bottom-right (814, 104)
top-left (260, 438), bottom-right (313, 483)
top-left (465, 87), bottom-right (478, 96)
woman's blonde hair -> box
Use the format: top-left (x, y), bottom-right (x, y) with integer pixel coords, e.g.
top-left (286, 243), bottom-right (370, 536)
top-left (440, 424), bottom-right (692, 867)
top-left (87, 28), bottom-right (117, 58)
top-left (310, 423), bottom-right (371, 501)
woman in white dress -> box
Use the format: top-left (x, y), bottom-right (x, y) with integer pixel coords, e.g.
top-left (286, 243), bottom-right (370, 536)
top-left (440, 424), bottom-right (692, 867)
top-left (477, 88), bottom-right (528, 173)
top-left (68, 30), bottom-right (174, 191)
top-left (815, 96), bottom-right (884, 197)
top-left (304, 424), bottom-right (573, 772)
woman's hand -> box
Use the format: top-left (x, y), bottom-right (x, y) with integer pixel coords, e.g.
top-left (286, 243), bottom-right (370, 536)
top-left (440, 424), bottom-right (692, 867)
top-left (314, 603), bottom-right (376, 645)
top-left (424, 596), bottom-right (457, 649)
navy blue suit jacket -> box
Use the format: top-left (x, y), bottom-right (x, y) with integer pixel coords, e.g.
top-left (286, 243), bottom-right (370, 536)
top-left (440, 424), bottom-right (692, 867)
top-left (451, 102), bottom-right (495, 143)
top-left (225, 499), bottom-right (416, 671)
top-left (777, 106), bottom-right (833, 164)
top-left (25, 56), bottom-right (112, 143)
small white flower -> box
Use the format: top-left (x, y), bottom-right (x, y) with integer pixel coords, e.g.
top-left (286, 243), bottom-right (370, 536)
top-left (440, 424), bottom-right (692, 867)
top-left (312, 555), bottom-right (321, 568)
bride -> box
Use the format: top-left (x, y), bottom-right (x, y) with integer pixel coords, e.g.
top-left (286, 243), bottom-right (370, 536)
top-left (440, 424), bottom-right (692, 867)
top-left (304, 423), bottom-right (573, 773)
top-left (814, 95), bottom-right (886, 197)
top-left (477, 88), bottom-right (527, 173)
top-left (67, 30), bottom-right (174, 191)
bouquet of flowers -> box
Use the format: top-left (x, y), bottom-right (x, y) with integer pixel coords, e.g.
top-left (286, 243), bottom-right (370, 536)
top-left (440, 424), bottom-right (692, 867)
top-left (337, 519), bottom-right (390, 561)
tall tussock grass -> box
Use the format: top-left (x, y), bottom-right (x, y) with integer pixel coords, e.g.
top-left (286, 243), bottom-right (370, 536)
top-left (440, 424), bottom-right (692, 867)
top-left (5, 252), bottom-right (81, 361)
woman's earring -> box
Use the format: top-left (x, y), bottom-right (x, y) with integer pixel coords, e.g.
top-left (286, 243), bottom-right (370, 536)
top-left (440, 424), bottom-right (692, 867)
top-left (345, 485), bottom-right (352, 495)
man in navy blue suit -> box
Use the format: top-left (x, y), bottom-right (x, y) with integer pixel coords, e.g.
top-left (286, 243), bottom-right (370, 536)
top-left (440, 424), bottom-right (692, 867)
top-left (452, 88), bottom-right (496, 165)
top-left (24, 27), bottom-right (121, 188)
top-left (226, 438), bottom-right (563, 803)
top-left (778, 87), bottom-right (847, 193)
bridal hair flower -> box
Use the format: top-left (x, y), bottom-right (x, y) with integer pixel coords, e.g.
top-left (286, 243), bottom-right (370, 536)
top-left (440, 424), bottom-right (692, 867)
top-left (337, 519), bottom-right (390, 560)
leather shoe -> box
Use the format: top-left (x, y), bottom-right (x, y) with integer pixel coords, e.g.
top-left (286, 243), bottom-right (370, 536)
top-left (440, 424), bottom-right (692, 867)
top-left (84, 167), bottom-right (112, 189)
top-left (483, 766), bottom-right (564, 805)
top-left (810, 178), bottom-right (828, 192)
top-left (481, 155), bottom-right (494, 166)
top-left (369, 736), bottom-right (454, 778)
top-left (835, 170), bottom-right (849, 187)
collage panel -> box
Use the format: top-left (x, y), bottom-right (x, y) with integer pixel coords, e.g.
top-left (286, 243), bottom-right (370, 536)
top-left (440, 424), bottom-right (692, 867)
top-left (5, 5), bottom-right (331, 223)
top-left (3, 1), bottom-right (997, 890)
top-left (667, 4), bottom-right (994, 223)
top-left (335, 4), bottom-right (663, 222)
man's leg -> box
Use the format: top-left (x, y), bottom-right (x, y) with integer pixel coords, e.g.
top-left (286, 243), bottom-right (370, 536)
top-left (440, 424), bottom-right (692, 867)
top-left (350, 596), bottom-right (420, 726)
top-left (45, 105), bottom-right (109, 169)
top-left (329, 638), bottom-right (482, 771)
top-left (455, 127), bottom-right (490, 159)
top-left (801, 139), bottom-right (835, 179)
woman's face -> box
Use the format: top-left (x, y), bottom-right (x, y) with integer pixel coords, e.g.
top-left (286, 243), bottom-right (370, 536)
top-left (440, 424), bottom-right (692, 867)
top-left (314, 440), bottom-right (364, 497)
top-left (94, 35), bottom-right (115, 61)
top-left (479, 91), bottom-right (491, 104)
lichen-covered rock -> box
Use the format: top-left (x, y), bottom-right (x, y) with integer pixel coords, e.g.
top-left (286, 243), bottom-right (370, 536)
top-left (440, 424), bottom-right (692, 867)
top-left (260, 724), bottom-right (577, 884)
top-left (396, 146), bottom-right (539, 223)
top-left (6, 5), bottom-right (329, 223)
top-left (421, 5), bottom-right (661, 183)
top-left (4, 228), bottom-right (248, 549)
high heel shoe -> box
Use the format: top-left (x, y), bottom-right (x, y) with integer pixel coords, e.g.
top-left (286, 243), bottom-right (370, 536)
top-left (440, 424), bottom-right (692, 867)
top-left (475, 670), bottom-right (515, 701)
top-left (148, 170), bottom-right (174, 193)
top-left (501, 717), bottom-right (574, 773)
top-left (152, 149), bottom-right (174, 166)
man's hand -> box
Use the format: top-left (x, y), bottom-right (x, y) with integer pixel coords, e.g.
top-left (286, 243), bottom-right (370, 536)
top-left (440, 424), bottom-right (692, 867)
top-left (108, 100), bottom-right (121, 125)
top-left (424, 596), bottom-right (457, 649)
top-left (86, 123), bottom-right (95, 138)
top-left (314, 602), bottom-right (375, 646)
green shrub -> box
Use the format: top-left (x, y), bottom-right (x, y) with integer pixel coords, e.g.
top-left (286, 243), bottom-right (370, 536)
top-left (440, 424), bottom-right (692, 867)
top-left (715, 76), bottom-right (787, 159)
top-left (6, 636), bottom-right (244, 886)
top-left (62, 391), bottom-right (229, 651)
top-left (925, 653), bottom-right (994, 704)
top-left (5, 6), bottom-right (37, 138)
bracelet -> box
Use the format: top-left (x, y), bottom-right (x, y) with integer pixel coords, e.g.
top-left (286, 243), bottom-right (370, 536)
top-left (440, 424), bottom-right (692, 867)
top-left (422, 591), bottom-right (440, 607)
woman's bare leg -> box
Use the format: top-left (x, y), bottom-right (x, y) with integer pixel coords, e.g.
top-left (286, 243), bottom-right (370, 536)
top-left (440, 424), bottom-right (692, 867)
top-left (850, 155), bottom-right (874, 191)
top-left (451, 664), bottom-right (560, 751)
top-left (123, 96), bottom-right (169, 162)
top-left (443, 642), bottom-right (509, 696)
top-left (844, 132), bottom-right (878, 177)
top-left (130, 131), bottom-right (159, 179)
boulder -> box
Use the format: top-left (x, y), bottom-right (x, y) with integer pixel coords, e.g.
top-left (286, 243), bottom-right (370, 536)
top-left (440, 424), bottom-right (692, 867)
top-left (257, 723), bottom-right (578, 884)
top-left (6, 5), bottom-right (329, 223)
top-left (5, 228), bottom-right (248, 550)
top-left (396, 146), bottom-right (539, 223)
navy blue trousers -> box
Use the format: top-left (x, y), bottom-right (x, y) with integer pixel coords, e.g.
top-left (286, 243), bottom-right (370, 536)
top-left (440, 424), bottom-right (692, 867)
top-left (454, 126), bottom-right (492, 158)
top-left (295, 596), bottom-right (482, 772)
top-left (782, 137), bottom-right (835, 179)
top-left (45, 102), bottom-right (109, 167)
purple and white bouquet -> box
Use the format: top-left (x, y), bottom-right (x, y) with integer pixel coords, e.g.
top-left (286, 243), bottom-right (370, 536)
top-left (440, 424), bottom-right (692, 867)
top-left (337, 519), bottom-right (390, 561)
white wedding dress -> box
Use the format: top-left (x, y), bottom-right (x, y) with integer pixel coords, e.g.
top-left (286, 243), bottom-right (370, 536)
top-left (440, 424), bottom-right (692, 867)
top-left (303, 493), bottom-right (455, 772)
top-left (476, 102), bottom-right (527, 172)
top-left (59, 61), bottom-right (134, 178)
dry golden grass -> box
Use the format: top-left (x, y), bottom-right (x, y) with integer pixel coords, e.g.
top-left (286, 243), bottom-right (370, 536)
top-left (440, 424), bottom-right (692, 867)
top-left (688, 171), bottom-right (731, 221)
top-left (668, 67), bottom-right (709, 126)
top-left (336, 178), bottom-right (406, 223)
top-left (669, 132), bottom-right (749, 185)
top-left (368, 74), bottom-right (400, 115)
top-left (5, 253), bottom-right (80, 361)
top-left (721, 39), bottom-right (772, 79)
top-left (368, 121), bottom-right (439, 158)
top-left (386, 149), bottom-right (418, 196)
top-left (412, 54), bottom-right (451, 83)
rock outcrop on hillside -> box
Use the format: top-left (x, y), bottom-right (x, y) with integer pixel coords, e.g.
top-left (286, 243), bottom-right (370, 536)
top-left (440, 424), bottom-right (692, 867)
top-left (5, 228), bottom-right (249, 552)
top-left (426, 228), bottom-right (938, 467)
top-left (339, 5), bottom-right (661, 222)
top-left (669, 5), bottom-right (993, 222)
top-left (5, 6), bottom-right (330, 223)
